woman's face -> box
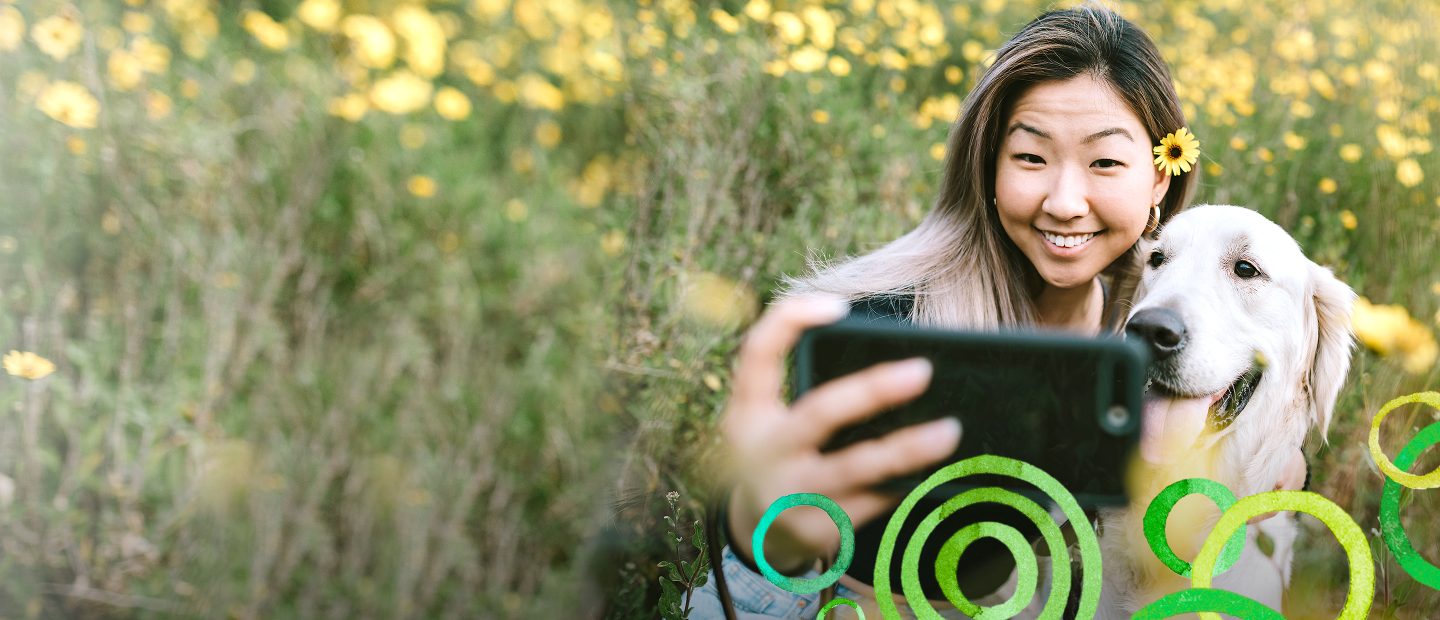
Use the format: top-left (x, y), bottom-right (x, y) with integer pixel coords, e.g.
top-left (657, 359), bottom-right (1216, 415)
top-left (994, 75), bottom-right (1172, 290)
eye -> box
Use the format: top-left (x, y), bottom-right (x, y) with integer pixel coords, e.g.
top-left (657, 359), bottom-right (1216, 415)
top-left (1147, 250), bottom-right (1164, 268)
top-left (1234, 260), bottom-right (1260, 279)
top-left (1092, 158), bottom-right (1124, 168)
top-left (1015, 153), bottom-right (1045, 165)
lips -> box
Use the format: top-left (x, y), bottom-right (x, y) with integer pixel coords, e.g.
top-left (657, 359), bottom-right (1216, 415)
top-left (1139, 364), bottom-right (1264, 465)
top-left (1036, 227), bottom-right (1102, 254)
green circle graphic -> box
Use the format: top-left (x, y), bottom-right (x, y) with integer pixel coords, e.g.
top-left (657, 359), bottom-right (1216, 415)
top-left (1142, 478), bottom-right (1246, 577)
top-left (752, 492), bottom-right (855, 594)
top-left (1132, 588), bottom-right (1287, 620)
top-left (872, 455), bottom-right (1101, 620)
top-left (818, 597), bottom-right (864, 620)
top-left (1380, 421), bottom-right (1440, 588)
top-left (923, 500), bottom-right (1045, 620)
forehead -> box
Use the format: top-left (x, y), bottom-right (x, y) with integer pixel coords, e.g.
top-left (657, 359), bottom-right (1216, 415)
top-left (1162, 206), bottom-right (1307, 269)
top-left (1005, 75), bottom-right (1147, 133)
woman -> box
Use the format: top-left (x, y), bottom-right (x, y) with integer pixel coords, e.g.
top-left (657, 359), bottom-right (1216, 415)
top-left (694, 5), bottom-right (1206, 619)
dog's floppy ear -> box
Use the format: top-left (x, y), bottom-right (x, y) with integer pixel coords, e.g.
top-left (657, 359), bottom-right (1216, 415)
top-left (1305, 262), bottom-right (1357, 439)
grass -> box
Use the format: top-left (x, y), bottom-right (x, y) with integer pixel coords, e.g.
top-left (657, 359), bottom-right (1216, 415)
top-left (0, 0), bottom-right (1438, 618)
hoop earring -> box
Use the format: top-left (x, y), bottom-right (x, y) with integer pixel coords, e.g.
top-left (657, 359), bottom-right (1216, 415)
top-left (1144, 203), bottom-right (1161, 233)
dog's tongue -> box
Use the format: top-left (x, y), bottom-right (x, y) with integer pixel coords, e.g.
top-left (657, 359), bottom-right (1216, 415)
top-left (1139, 390), bottom-right (1219, 465)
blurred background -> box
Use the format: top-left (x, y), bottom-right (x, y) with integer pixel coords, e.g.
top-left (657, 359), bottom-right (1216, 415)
top-left (0, 0), bottom-right (1438, 617)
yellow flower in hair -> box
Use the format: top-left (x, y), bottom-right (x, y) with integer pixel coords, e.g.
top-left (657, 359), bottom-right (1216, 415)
top-left (1153, 127), bottom-right (1200, 176)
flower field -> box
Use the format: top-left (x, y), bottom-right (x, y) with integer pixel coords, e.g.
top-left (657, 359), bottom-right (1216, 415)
top-left (1, 0), bottom-right (1439, 617)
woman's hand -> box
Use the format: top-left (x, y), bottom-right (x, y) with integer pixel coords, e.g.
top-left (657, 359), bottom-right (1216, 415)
top-left (720, 294), bottom-right (964, 575)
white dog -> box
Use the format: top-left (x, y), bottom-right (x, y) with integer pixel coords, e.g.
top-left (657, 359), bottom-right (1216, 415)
top-left (1091, 204), bottom-right (1357, 617)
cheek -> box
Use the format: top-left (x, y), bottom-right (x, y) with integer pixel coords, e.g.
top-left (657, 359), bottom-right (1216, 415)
top-left (1095, 175), bottom-right (1156, 229)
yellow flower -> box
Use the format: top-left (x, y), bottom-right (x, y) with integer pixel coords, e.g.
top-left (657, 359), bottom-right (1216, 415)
top-left (535, 119), bottom-right (561, 147)
top-left (828, 56), bottom-right (851, 76)
top-left (1229, 136), bottom-right (1247, 150)
top-left (108, 50), bottom-right (145, 91)
top-left (710, 9), bottom-right (740, 34)
top-left (601, 230), bottom-right (625, 256)
top-left (1339, 144), bottom-right (1362, 162)
top-left (505, 199), bottom-right (528, 222)
top-left (1396, 159), bottom-right (1424, 188)
top-left (771, 11), bottom-right (804, 44)
top-left (297, 0), bottom-right (341, 32)
top-left (342, 15), bottom-right (396, 69)
top-left (519, 74), bottom-right (563, 110)
top-left (232, 58), bottom-right (257, 84)
top-left (788, 46), bottom-right (827, 72)
top-left (369, 70), bottom-right (432, 114)
top-left (242, 11), bottom-right (290, 50)
top-left (131, 36), bottom-right (171, 73)
top-left (121, 11), bottom-right (153, 34)
top-left (1352, 297), bottom-right (1439, 374)
top-left (3, 351), bottom-right (55, 380)
top-left (434, 87), bottom-right (471, 120)
top-left (407, 175), bottom-right (437, 197)
top-left (146, 90), bottom-right (172, 119)
top-left (392, 6), bottom-right (446, 78)
top-left (1153, 127), bottom-right (1200, 176)
top-left (1340, 210), bottom-right (1357, 229)
top-left (1318, 178), bottom-right (1337, 194)
top-left (31, 12), bottom-right (83, 60)
top-left (0, 6), bottom-right (24, 52)
top-left (329, 93), bottom-right (368, 121)
top-left (36, 81), bottom-right (99, 129)
top-left (811, 110), bottom-right (829, 123)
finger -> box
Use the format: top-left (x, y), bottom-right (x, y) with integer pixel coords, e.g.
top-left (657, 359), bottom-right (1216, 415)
top-left (823, 416), bottom-right (962, 488)
top-left (786, 357), bottom-right (933, 448)
top-left (731, 294), bottom-right (849, 409)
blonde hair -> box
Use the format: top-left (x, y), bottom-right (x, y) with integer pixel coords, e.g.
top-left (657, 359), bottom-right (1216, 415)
top-left (781, 5), bottom-right (1197, 332)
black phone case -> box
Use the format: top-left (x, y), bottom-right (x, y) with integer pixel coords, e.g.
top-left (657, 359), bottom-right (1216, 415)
top-left (791, 321), bottom-right (1148, 507)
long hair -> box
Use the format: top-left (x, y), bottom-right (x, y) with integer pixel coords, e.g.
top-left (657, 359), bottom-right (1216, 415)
top-left (781, 4), bottom-right (1198, 331)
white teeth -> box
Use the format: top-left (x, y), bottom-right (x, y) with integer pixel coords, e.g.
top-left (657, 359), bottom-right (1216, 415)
top-left (1042, 231), bottom-right (1095, 248)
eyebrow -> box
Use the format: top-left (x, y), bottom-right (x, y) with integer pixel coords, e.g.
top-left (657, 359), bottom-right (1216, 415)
top-left (1006, 123), bottom-right (1134, 143)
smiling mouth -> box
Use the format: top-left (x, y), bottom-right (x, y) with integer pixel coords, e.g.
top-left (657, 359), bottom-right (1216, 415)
top-left (1207, 364), bottom-right (1263, 431)
top-left (1038, 228), bottom-right (1101, 249)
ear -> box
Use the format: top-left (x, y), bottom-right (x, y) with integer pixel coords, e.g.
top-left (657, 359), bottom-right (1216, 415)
top-left (1305, 262), bottom-right (1357, 439)
top-left (1151, 167), bottom-right (1173, 208)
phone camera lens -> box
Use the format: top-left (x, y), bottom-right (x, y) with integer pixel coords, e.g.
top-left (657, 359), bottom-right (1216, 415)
top-left (1104, 405), bottom-right (1130, 432)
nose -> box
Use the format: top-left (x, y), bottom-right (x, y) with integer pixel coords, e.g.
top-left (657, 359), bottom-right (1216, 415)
top-left (1041, 165), bottom-right (1088, 221)
top-left (1126, 307), bottom-right (1187, 362)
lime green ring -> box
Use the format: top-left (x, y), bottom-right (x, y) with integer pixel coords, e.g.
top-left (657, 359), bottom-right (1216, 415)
top-left (1192, 490), bottom-right (1373, 620)
top-left (873, 455), bottom-right (1101, 620)
top-left (752, 493), bottom-right (855, 594)
top-left (1379, 421), bottom-right (1440, 588)
top-left (927, 515), bottom-right (1041, 620)
top-left (1132, 588), bottom-right (1286, 620)
top-left (818, 597), bottom-right (864, 620)
top-left (1142, 478), bottom-right (1246, 577)
top-left (1368, 392), bottom-right (1440, 489)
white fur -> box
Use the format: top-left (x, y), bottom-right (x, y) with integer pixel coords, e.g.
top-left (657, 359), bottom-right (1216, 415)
top-left (1090, 205), bottom-right (1357, 617)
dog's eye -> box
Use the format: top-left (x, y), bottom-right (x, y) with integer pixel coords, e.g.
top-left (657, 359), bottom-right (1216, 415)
top-left (1234, 260), bottom-right (1260, 279)
top-left (1147, 251), bottom-right (1165, 268)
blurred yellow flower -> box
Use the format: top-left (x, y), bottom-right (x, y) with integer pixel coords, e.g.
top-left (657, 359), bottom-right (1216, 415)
top-left (944, 66), bottom-right (962, 84)
top-left (108, 50), bottom-right (145, 91)
top-left (802, 6), bottom-right (834, 50)
top-left (1396, 159), bottom-right (1424, 188)
top-left (36, 81), bottom-right (99, 129)
top-left (0, 7), bottom-right (23, 52)
top-left (232, 58), bottom-right (257, 84)
top-left (1229, 136), bottom-right (1247, 150)
top-left (744, 0), bottom-right (771, 21)
top-left (181, 79), bottom-right (201, 98)
top-left (519, 74), bottom-right (564, 110)
top-left (1340, 210), bottom-right (1358, 229)
top-left (504, 199), bottom-right (528, 222)
top-left (930, 143), bottom-right (946, 160)
top-left (1340, 144), bottom-right (1362, 162)
top-left (828, 56), bottom-right (851, 76)
top-left (1154, 127), bottom-right (1200, 176)
top-left (243, 11), bottom-right (290, 50)
top-left (131, 36), bottom-right (171, 73)
top-left (682, 272), bottom-right (757, 328)
top-left (788, 46), bottom-right (827, 72)
top-left (1319, 178), bottom-right (1337, 194)
top-left (428, 88), bottom-right (470, 121)
top-left (329, 93), bottom-right (368, 121)
top-left (3, 351), bottom-right (55, 380)
top-left (297, 0), bottom-right (341, 32)
top-left (1257, 147), bottom-right (1273, 162)
top-left (1352, 297), bottom-right (1439, 374)
top-left (601, 229), bottom-right (626, 256)
top-left (342, 15), bottom-right (396, 69)
top-left (32, 12), bottom-right (83, 60)
top-left (535, 119), bottom-right (561, 147)
top-left (710, 9), bottom-right (740, 34)
top-left (146, 90), bottom-right (172, 119)
top-left (407, 175), bottom-right (437, 197)
top-left (369, 70), bottom-right (432, 114)
top-left (811, 109), bottom-right (829, 123)
top-left (393, 6), bottom-right (446, 78)
top-left (66, 135), bottom-right (87, 155)
top-left (587, 51), bottom-right (623, 81)
top-left (476, 0), bottom-right (510, 18)
top-left (771, 11), bottom-right (804, 44)
top-left (571, 157), bottom-right (612, 207)
top-left (122, 11), bottom-right (153, 34)
top-left (1282, 131), bottom-right (1307, 150)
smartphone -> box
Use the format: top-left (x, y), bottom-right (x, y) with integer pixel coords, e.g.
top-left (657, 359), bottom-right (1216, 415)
top-left (791, 320), bottom-right (1148, 508)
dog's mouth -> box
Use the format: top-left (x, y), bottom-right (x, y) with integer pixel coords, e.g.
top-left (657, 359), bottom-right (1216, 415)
top-left (1139, 361), bottom-right (1264, 465)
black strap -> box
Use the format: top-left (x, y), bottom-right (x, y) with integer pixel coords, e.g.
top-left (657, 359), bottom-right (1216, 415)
top-left (705, 489), bottom-right (740, 620)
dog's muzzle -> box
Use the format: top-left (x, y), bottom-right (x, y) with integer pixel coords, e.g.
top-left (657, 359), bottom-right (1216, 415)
top-left (1125, 307), bottom-right (1187, 362)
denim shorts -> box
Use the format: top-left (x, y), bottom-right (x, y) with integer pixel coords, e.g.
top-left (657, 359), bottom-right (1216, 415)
top-left (688, 545), bottom-right (982, 620)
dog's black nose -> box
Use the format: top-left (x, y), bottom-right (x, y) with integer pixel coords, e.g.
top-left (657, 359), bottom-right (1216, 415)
top-left (1126, 308), bottom-right (1187, 362)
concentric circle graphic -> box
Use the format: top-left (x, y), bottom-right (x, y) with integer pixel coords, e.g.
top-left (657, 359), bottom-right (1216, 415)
top-left (872, 455), bottom-right (1101, 620)
top-left (1142, 478), bottom-right (1246, 577)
